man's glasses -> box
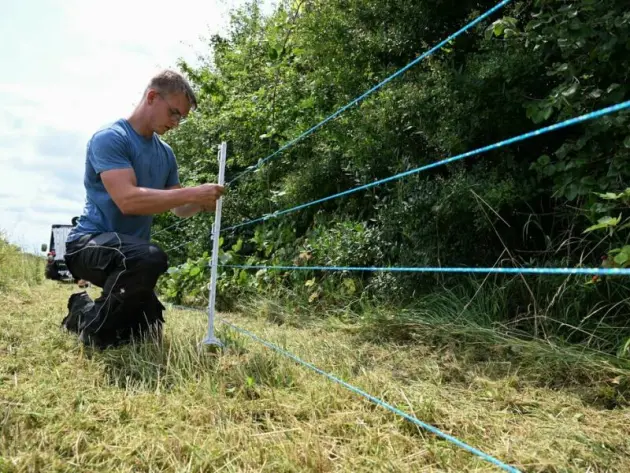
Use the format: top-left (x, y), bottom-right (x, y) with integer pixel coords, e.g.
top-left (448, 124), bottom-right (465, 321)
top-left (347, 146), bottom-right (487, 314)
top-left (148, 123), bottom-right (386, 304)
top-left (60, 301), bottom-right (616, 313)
top-left (157, 92), bottom-right (187, 125)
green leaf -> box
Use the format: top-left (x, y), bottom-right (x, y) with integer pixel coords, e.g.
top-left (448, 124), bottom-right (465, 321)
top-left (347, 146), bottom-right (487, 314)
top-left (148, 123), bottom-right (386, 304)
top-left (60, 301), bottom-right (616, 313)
top-left (543, 163), bottom-right (556, 176)
top-left (620, 338), bottom-right (630, 358)
top-left (583, 215), bottom-right (622, 233)
top-left (607, 83), bottom-right (621, 94)
top-left (504, 28), bottom-right (517, 38)
top-left (562, 83), bottom-right (579, 97)
top-left (596, 192), bottom-right (621, 200)
top-left (342, 278), bottom-right (356, 295)
top-left (231, 238), bottom-right (243, 253)
top-left (614, 252), bottom-right (629, 265)
top-left (504, 17), bottom-right (518, 28)
top-left (555, 63), bottom-right (569, 73)
top-left (299, 96), bottom-right (315, 109)
top-left (190, 267), bottom-right (201, 277)
top-left (624, 136), bottom-right (630, 149)
top-left (555, 145), bottom-right (569, 159)
top-left (566, 184), bottom-right (578, 201)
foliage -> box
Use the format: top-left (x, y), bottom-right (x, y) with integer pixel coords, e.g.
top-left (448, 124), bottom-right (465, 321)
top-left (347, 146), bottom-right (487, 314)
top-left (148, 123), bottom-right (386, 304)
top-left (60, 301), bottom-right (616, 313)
top-left (582, 188), bottom-right (630, 269)
top-left (155, 0), bottom-right (630, 354)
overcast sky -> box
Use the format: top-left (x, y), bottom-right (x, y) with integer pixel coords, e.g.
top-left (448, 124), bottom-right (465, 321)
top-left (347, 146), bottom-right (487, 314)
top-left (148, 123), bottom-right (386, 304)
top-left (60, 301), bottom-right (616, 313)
top-left (0, 0), bottom-right (274, 253)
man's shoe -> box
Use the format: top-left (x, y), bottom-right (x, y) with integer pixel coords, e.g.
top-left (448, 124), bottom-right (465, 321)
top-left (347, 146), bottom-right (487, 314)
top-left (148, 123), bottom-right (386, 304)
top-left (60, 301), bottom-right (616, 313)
top-left (62, 291), bottom-right (94, 334)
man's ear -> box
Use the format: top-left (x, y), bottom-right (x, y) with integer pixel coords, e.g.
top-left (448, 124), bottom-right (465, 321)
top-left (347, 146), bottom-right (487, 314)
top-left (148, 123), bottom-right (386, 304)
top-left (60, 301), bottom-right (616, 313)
top-left (146, 89), bottom-right (158, 104)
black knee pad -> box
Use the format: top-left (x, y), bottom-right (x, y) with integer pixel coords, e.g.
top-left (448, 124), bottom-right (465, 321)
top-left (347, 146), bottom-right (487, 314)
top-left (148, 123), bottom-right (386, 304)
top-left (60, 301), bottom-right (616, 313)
top-left (142, 244), bottom-right (168, 275)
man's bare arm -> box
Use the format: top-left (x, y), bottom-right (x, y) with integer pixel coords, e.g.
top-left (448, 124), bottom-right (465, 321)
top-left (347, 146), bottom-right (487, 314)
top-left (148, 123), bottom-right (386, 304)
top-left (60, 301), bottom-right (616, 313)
top-left (168, 184), bottom-right (205, 217)
top-left (101, 168), bottom-right (223, 216)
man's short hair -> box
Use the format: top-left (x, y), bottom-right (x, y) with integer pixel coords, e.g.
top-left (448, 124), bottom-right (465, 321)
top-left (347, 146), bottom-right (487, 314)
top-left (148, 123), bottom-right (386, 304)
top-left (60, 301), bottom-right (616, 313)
top-left (147, 69), bottom-right (198, 110)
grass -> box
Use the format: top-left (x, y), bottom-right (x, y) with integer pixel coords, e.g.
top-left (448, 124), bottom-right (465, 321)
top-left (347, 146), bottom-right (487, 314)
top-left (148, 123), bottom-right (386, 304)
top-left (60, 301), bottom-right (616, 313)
top-left (0, 234), bottom-right (44, 293)
top-left (1, 243), bottom-right (630, 471)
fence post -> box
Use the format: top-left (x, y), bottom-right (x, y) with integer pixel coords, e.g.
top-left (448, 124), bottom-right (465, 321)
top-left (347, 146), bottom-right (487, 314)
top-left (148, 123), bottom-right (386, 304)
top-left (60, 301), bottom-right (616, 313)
top-left (203, 141), bottom-right (227, 346)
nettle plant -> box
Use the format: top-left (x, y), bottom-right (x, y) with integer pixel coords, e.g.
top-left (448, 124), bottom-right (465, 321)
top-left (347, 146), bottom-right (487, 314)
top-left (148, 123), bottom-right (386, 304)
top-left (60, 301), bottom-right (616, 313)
top-left (584, 188), bottom-right (630, 272)
top-left (159, 237), bottom-right (241, 305)
top-left (160, 252), bottom-right (211, 305)
top-left (159, 226), bottom-right (290, 306)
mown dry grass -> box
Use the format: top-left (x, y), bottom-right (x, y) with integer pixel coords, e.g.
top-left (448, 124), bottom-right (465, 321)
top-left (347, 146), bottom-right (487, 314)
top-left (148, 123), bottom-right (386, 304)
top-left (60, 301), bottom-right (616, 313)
top-left (0, 273), bottom-right (629, 471)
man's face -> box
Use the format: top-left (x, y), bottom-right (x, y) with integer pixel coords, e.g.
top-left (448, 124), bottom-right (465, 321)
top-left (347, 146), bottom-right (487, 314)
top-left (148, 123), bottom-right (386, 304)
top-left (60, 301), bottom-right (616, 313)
top-left (149, 90), bottom-right (191, 135)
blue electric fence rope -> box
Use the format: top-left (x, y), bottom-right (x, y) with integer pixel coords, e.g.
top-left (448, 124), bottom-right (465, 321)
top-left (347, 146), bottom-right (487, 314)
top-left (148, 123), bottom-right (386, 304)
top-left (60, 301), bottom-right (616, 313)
top-left (221, 264), bottom-right (630, 276)
top-left (220, 320), bottom-right (522, 472)
top-left (152, 219), bottom-right (188, 237)
top-left (163, 99), bottom-right (630, 259)
top-left (169, 302), bottom-right (521, 472)
top-left (227, 0), bottom-right (513, 185)
top-left (222, 99), bottom-right (630, 233)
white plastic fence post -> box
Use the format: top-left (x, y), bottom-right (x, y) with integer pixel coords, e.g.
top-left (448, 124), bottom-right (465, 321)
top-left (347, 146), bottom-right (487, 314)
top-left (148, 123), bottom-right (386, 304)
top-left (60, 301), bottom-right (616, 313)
top-left (203, 141), bottom-right (227, 346)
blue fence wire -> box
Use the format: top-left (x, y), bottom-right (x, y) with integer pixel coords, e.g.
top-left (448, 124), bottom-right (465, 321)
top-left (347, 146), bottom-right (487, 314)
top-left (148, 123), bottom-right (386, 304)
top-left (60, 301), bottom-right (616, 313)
top-left (169, 303), bottom-right (521, 472)
top-left (165, 98), bottom-right (630, 255)
top-left (221, 264), bottom-right (630, 276)
top-left (152, 219), bottom-right (188, 237)
top-left (221, 320), bottom-right (522, 472)
top-left (227, 0), bottom-right (513, 185)
top-left (222, 99), bottom-right (630, 233)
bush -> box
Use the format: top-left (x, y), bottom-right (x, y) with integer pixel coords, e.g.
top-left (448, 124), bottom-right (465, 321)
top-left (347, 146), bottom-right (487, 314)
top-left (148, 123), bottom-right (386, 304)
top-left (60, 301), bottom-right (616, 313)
top-left (156, 0), bottom-right (630, 355)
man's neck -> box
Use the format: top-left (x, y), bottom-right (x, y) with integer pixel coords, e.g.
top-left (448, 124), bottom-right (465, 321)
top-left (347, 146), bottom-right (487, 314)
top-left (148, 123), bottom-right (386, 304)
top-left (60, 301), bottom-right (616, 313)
top-left (127, 107), bottom-right (153, 139)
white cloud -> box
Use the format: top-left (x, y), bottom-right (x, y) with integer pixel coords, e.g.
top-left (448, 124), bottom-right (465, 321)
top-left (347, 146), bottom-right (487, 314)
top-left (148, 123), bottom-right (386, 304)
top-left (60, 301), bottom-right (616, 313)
top-left (0, 0), bottom-right (276, 254)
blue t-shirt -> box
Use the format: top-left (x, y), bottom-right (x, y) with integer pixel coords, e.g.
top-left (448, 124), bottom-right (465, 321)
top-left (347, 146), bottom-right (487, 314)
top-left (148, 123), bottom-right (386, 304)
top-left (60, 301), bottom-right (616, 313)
top-left (68, 118), bottom-right (180, 243)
